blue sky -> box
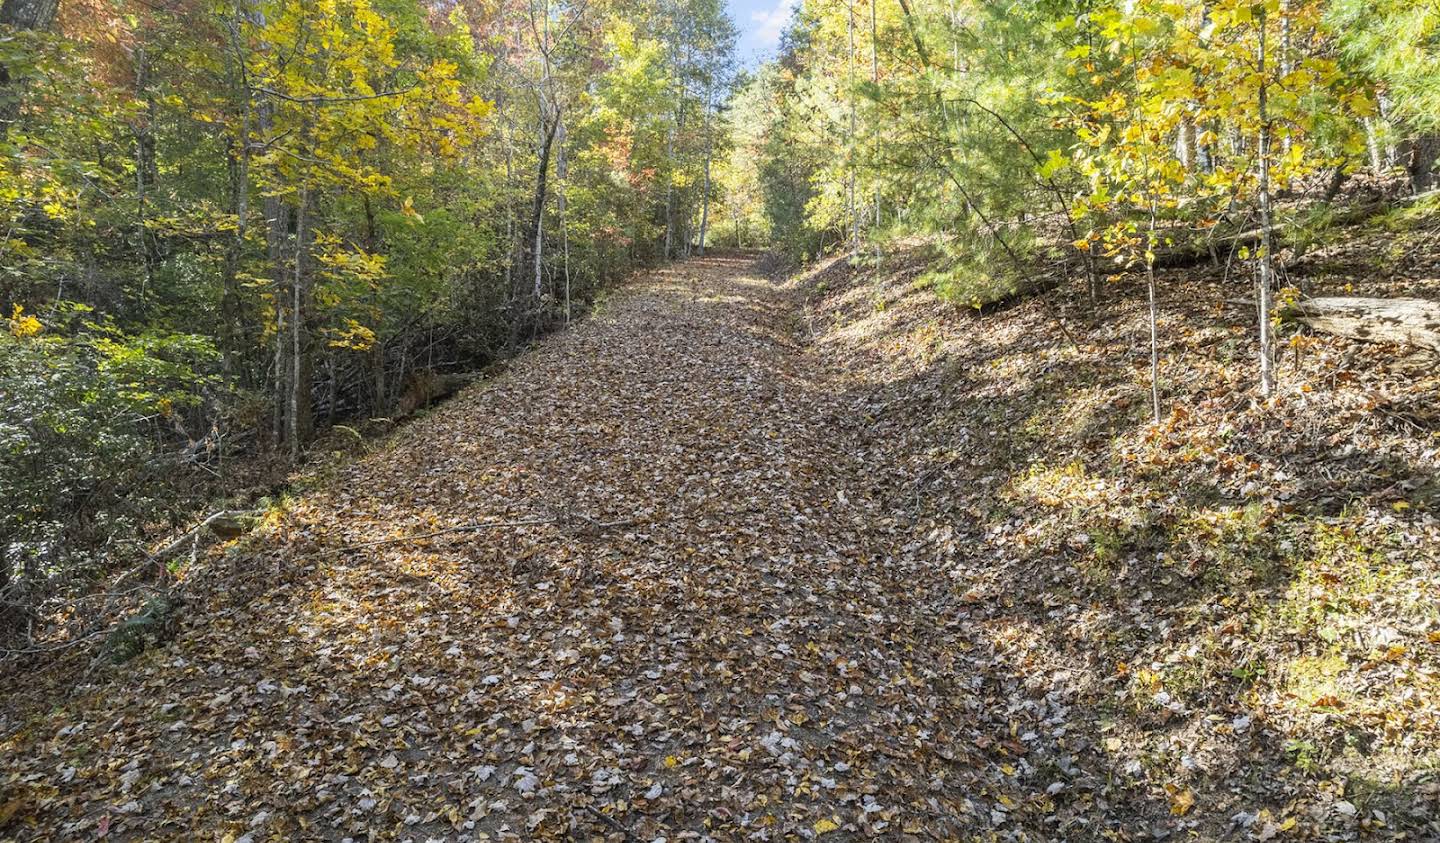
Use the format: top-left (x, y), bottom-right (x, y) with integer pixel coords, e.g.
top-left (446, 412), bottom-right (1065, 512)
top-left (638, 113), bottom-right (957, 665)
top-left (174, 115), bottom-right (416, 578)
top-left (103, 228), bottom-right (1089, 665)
top-left (727, 0), bottom-right (797, 67)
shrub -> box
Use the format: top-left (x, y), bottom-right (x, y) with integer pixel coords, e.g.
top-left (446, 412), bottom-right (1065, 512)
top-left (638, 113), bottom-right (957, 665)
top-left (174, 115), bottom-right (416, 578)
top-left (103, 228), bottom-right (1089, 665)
top-left (0, 309), bottom-right (222, 636)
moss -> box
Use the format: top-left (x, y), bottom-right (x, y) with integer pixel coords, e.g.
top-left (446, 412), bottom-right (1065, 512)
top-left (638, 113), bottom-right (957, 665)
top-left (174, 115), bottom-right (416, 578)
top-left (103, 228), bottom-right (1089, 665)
top-left (103, 595), bottom-right (182, 664)
top-left (1282, 652), bottom-right (1350, 715)
top-left (1273, 521), bottom-right (1405, 639)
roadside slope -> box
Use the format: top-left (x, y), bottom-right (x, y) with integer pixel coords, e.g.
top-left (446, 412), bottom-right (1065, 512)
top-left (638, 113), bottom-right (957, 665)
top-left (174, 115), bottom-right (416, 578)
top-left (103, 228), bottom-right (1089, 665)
top-left (800, 243), bottom-right (1440, 839)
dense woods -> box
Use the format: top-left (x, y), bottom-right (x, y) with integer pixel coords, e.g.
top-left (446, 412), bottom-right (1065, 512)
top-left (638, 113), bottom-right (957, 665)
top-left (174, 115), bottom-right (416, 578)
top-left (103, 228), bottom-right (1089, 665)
top-left (0, 0), bottom-right (733, 633)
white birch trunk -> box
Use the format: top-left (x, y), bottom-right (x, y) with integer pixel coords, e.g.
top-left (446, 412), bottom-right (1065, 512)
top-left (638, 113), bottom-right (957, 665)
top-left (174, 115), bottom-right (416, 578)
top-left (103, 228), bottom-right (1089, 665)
top-left (1257, 9), bottom-right (1277, 397)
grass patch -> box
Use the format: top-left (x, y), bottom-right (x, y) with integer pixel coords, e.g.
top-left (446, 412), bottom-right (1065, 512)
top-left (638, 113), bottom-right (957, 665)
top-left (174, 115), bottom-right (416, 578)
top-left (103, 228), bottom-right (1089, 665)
top-left (1369, 190), bottom-right (1440, 232)
top-left (1282, 651), bottom-right (1350, 710)
top-left (1010, 460), bottom-right (1109, 508)
top-left (1272, 521), bottom-right (1407, 642)
top-left (1173, 503), bottom-right (1286, 587)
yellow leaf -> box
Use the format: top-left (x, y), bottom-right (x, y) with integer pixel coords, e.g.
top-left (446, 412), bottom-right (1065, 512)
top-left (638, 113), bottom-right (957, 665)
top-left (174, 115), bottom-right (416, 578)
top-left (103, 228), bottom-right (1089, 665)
top-left (813, 818), bottom-right (840, 834)
top-left (8, 304), bottom-right (41, 338)
top-left (1166, 784), bottom-right (1196, 816)
top-left (664, 755), bottom-right (679, 768)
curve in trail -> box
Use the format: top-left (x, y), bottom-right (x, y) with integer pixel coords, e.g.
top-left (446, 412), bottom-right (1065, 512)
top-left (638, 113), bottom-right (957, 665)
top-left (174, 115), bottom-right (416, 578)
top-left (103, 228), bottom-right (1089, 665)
top-left (7, 254), bottom-right (1026, 840)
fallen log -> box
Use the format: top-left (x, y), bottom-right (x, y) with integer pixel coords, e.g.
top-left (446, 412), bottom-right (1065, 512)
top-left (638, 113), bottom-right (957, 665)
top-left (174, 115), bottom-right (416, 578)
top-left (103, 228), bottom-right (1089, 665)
top-left (1283, 296), bottom-right (1440, 354)
top-left (1150, 190), bottom-right (1440, 270)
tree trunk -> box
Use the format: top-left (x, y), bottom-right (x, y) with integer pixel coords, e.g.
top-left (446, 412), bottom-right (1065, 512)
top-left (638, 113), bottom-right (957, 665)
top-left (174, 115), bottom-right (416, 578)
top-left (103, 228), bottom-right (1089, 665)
top-left (265, 197), bottom-right (288, 451)
top-left (220, 16), bottom-right (252, 381)
top-left (847, 0), bottom-right (858, 252)
top-left (1279, 0), bottom-right (1292, 156)
top-left (513, 111), bottom-right (558, 349)
top-left (1177, 120), bottom-right (1197, 170)
top-left (289, 186), bottom-right (313, 461)
top-left (1364, 118), bottom-right (1384, 175)
top-left (0, 0), bottom-right (60, 135)
top-left (1402, 133), bottom-right (1440, 194)
top-left (0, 0), bottom-right (56, 30)
top-left (662, 121), bottom-right (676, 259)
top-left (1378, 93), bottom-right (1398, 167)
top-left (694, 92), bottom-right (709, 257)
top-left (503, 116), bottom-right (516, 300)
top-left (134, 46), bottom-right (160, 298)
top-left (870, 0), bottom-right (880, 262)
top-left (662, 20), bottom-right (689, 261)
top-left (556, 116), bottom-right (571, 322)
top-left (362, 194), bottom-right (386, 414)
top-left (1256, 8), bottom-right (1277, 398)
top-left (533, 154), bottom-right (545, 299)
top-left (1146, 208), bottom-right (1161, 425)
top-left (698, 124), bottom-right (711, 255)
top-left (0, 548), bottom-right (14, 636)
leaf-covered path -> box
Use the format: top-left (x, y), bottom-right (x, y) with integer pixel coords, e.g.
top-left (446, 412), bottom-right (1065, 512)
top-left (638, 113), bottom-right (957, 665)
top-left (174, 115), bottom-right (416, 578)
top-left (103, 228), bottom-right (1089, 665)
top-left (8, 253), bottom-right (1069, 840)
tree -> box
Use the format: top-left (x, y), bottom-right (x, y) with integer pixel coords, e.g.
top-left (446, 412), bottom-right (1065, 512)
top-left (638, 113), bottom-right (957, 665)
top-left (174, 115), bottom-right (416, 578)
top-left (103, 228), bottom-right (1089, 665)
top-left (739, 0), bottom-right (1368, 401)
top-left (241, 0), bottom-right (488, 456)
top-left (1329, 0), bottom-right (1440, 191)
top-left (0, 0), bottom-right (61, 134)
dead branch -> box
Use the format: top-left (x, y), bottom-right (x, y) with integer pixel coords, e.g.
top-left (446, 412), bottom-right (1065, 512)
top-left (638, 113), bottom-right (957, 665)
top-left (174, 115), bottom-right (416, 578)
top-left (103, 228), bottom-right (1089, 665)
top-left (111, 509), bottom-right (262, 591)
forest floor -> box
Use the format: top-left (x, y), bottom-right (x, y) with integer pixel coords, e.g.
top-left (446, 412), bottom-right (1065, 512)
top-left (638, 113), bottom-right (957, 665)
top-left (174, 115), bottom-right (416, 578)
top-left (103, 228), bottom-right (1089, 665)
top-left (3, 244), bottom-right (1440, 841)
